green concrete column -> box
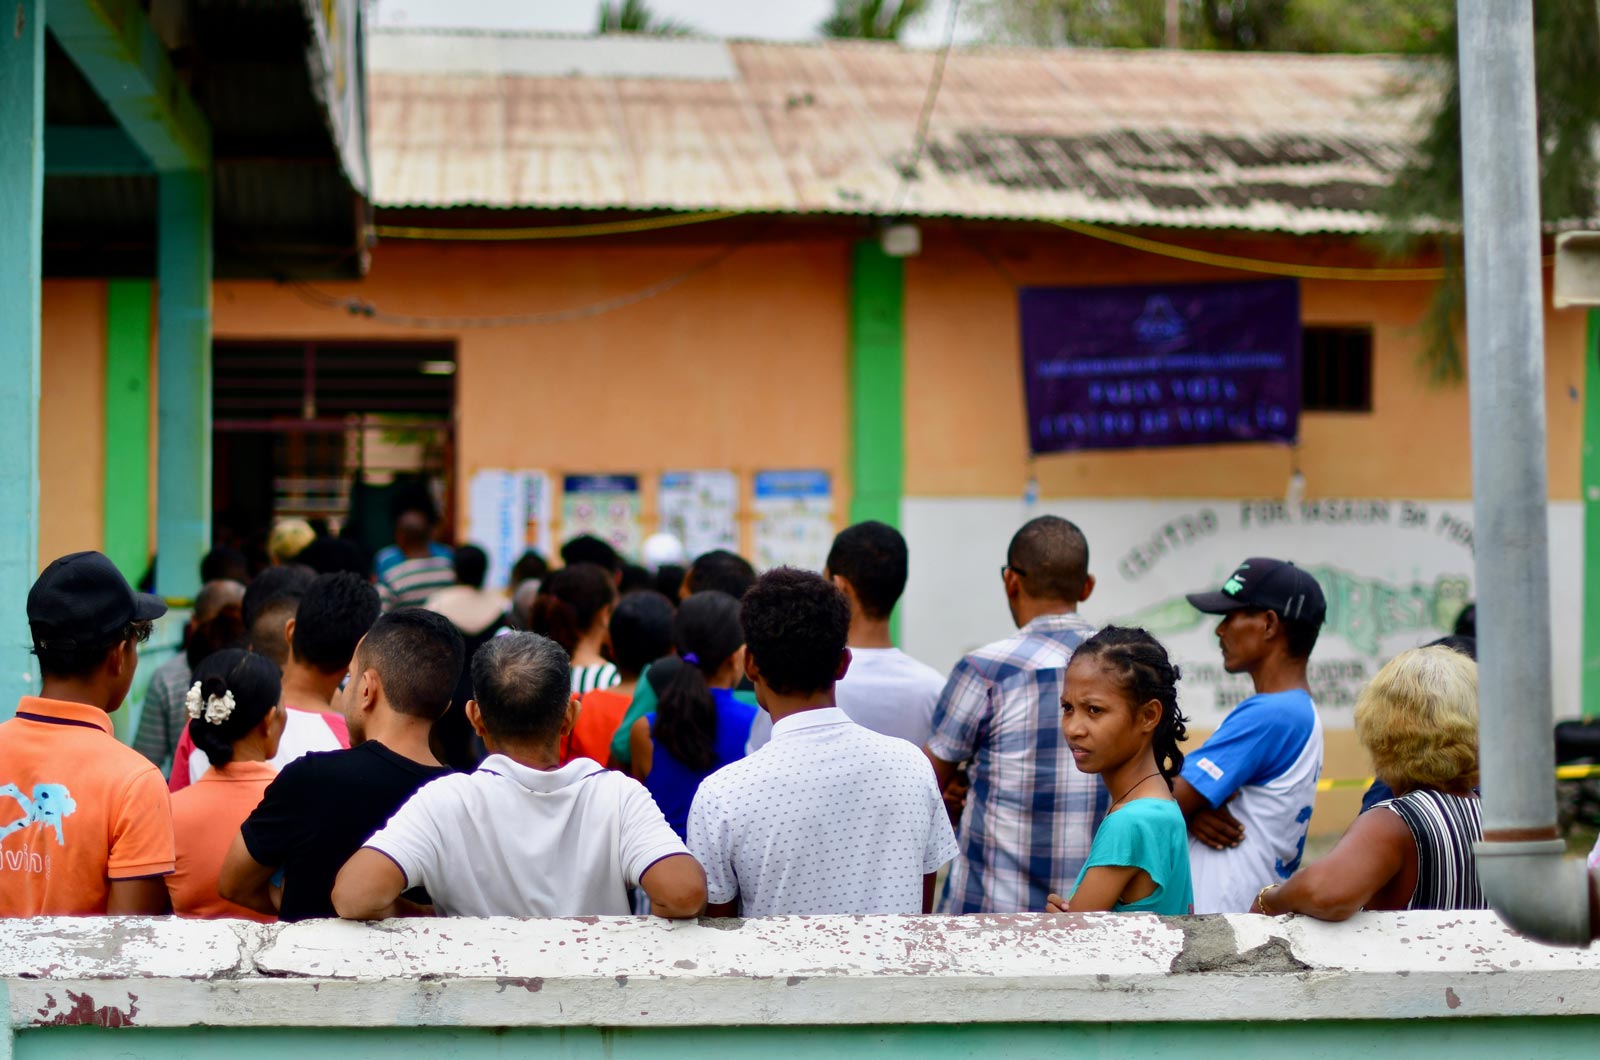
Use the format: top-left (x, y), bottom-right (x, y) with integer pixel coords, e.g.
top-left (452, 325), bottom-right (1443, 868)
top-left (105, 281), bottom-right (153, 583)
top-left (848, 241), bottom-right (905, 529)
top-left (155, 171), bottom-right (213, 602)
top-left (1583, 310), bottom-right (1600, 720)
top-left (0, 0), bottom-right (46, 716)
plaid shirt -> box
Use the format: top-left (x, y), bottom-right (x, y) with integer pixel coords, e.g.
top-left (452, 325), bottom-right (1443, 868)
top-left (927, 611), bottom-right (1108, 914)
top-left (131, 652), bottom-right (193, 773)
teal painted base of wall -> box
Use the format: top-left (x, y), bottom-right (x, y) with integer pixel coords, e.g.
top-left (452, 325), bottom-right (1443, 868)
top-left (17, 1020), bottom-right (1600, 1060)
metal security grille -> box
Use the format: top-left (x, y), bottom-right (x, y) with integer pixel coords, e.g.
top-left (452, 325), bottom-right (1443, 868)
top-left (1302, 326), bottom-right (1373, 413)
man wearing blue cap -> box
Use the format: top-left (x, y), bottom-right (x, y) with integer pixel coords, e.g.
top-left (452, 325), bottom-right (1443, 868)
top-left (1174, 557), bottom-right (1327, 914)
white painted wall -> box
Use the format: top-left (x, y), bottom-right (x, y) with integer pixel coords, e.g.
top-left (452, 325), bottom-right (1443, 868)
top-left (900, 496), bottom-right (1584, 729)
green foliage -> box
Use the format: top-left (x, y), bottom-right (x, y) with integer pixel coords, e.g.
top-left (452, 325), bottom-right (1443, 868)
top-left (820, 0), bottom-right (930, 40)
top-left (597, 0), bottom-right (695, 36)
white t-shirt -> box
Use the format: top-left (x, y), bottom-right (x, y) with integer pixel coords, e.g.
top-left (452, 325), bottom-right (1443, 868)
top-left (364, 754), bottom-right (689, 917)
top-left (1180, 689), bottom-right (1325, 913)
top-left (745, 648), bottom-right (946, 752)
top-left (187, 707), bottom-right (344, 785)
top-left (687, 707), bottom-right (958, 916)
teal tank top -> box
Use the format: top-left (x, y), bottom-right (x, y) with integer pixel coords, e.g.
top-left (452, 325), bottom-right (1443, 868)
top-left (1070, 797), bottom-right (1193, 914)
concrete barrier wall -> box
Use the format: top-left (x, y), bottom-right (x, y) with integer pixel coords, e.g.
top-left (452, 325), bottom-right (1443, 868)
top-left (4, 912), bottom-right (1600, 1058)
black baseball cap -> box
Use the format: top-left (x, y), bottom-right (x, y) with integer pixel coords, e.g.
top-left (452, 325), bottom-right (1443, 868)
top-left (1186, 558), bottom-right (1326, 625)
top-left (28, 551), bottom-right (168, 651)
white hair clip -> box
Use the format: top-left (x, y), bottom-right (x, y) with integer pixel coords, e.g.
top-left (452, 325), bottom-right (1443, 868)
top-left (184, 681), bottom-right (236, 725)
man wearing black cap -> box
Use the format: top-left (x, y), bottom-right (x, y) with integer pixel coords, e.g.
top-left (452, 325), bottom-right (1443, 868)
top-left (0, 551), bottom-right (173, 916)
top-left (1173, 557), bottom-right (1327, 914)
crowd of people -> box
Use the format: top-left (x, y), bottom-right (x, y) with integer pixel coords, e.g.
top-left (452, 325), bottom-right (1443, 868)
top-left (0, 496), bottom-right (1526, 923)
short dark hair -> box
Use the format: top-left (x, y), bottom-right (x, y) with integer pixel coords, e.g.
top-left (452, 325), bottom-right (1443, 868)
top-left (527, 563), bottom-right (617, 653)
top-left (687, 550), bottom-right (757, 599)
top-left (561, 534), bottom-right (621, 574)
top-left (1453, 603), bottom-right (1476, 639)
top-left (740, 567), bottom-right (850, 696)
top-left (200, 546), bottom-right (249, 584)
top-left (241, 564), bottom-right (315, 630)
top-left (292, 573), bottom-right (381, 674)
top-left (187, 649), bottom-right (283, 768)
top-left (510, 550), bottom-right (548, 587)
top-left (34, 620), bottom-right (153, 679)
top-left (454, 545), bottom-right (489, 590)
top-left (609, 590), bottom-right (675, 674)
top-left (297, 536), bottom-right (373, 579)
top-left (619, 563), bottom-right (654, 595)
top-left (654, 563), bottom-right (686, 601)
top-left (247, 595), bottom-right (300, 668)
top-left (1007, 516), bottom-right (1090, 602)
top-left (825, 521), bottom-right (908, 621)
top-left (1281, 614), bottom-right (1321, 661)
top-left (470, 632), bottom-right (571, 741)
top-left (357, 608), bottom-right (464, 720)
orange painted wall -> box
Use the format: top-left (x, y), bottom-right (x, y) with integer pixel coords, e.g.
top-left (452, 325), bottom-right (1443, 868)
top-left (39, 281), bottom-right (106, 568)
top-left (904, 225), bottom-right (1586, 501)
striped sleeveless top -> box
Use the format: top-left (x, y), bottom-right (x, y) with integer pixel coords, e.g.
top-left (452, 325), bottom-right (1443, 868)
top-left (1376, 789), bottom-right (1488, 911)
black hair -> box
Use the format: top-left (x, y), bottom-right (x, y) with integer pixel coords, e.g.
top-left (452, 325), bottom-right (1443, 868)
top-left (297, 536), bottom-right (373, 579)
top-left (1426, 634), bottom-right (1478, 661)
top-left (609, 590), bottom-right (676, 675)
top-left (34, 620), bottom-right (154, 679)
top-left (186, 649), bottom-right (283, 768)
top-left (1070, 626), bottom-right (1189, 784)
top-left (1007, 516), bottom-right (1090, 602)
top-left (527, 563), bottom-right (617, 653)
top-left (470, 631), bottom-right (572, 741)
top-left (454, 544), bottom-right (489, 590)
top-left (185, 604), bottom-right (246, 670)
top-left (357, 608), bottom-right (464, 720)
top-left (619, 563), bottom-right (654, 596)
top-left (510, 550), bottom-right (549, 588)
top-left (654, 591), bottom-right (744, 772)
top-left (686, 550), bottom-right (757, 600)
top-left (241, 564), bottom-right (315, 630)
top-left (1453, 603), bottom-right (1476, 639)
top-left (390, 487), bottom-right (439, 527)
top-left (654, 563), bottom-right (686, 601)
top-left (200, 546), bottom-right (249, 584)
top-left (247, 595), bottom-right (300, 668)
top-left (739, 567), bottom-right (850, 697)
top-left (561, 534), bottom-right (622, 574)
top-left (291, 572), bottom-right (381, 674)
top-left (825, 520), bottom-right (908, 621)
top-left (1280, 615), bottom-right (1321, 661)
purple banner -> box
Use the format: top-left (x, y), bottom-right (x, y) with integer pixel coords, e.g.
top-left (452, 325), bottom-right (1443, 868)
top-left (1021, 278), bottom-right (1301, 453)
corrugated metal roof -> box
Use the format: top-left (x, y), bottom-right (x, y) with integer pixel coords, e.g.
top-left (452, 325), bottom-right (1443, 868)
top-left (368, 30), bottom-right (1434, 233)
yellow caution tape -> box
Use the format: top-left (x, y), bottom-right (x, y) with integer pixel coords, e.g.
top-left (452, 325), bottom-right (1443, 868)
top-left (1317, 763), bottom-right (1600, 792)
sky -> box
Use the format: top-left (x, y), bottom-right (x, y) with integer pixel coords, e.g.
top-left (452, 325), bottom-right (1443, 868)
top-left (370, 0), bottom-right (983, 47)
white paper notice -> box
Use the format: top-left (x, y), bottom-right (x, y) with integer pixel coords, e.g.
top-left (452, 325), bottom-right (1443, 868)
top-left (467, 469), bottom-right (530, 591)
top-left (659, 470), bottom-right (739, 560)
top-left (753, 470), bottom-right (834, 572)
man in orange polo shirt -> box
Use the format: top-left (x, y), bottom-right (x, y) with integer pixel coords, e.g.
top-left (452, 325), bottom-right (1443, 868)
top-left (0, 551), bottom-right (173, 916)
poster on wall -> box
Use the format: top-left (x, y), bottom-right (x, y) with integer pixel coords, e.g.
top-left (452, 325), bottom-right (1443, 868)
top-left (524, 469), bottom-right (553, 560)
top-left (659, 470), bottom-right (740, 560)
top-left (1020, 278), bottom-right (1301, 453)
top-left (753, 470), bottom-right (834, 572)
top-left (562, 474), bottom-right (642, 560)
top-left (466, 470), bottom-right (531, 591)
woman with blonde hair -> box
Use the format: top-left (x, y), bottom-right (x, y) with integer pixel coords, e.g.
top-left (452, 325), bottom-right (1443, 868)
top-left (1250, 645), bottom-right (1487, 919)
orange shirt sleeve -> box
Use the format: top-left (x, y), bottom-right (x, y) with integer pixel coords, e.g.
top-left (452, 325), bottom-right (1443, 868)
top-left (108, 764), bottom-right (177, 880)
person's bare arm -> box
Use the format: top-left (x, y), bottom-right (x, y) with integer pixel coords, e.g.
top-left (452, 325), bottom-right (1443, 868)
top-left (639, 853), bottom-right (707, 919)
top-left (705, 900), bottom-right (738, 917)
top-left (1173, 776), bottom-right (1245, 850)
top-left (923, 748), bottom-right (960, 792)
top-left (106, 877), bottom-right (171, 916)
top-left (218, 833), bottom-right (280, 916)
top-left (1253, 808), bottom-right (1411, 921)
top-left (332, 848), bottom-right (418, 920)
top-left (628, 718), bottom-right (654, 782)
top-left (922, 872), bottom-right (938, 914)
top-left (1046, 865), bottom-right (1140, 914)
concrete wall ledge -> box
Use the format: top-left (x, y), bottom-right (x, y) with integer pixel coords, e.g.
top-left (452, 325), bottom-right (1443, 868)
top-left (4, 912), bottom-right (1599, 1030)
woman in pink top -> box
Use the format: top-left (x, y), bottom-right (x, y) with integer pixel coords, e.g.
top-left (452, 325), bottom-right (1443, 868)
top-left (167, 650), bottom-right (286, 921)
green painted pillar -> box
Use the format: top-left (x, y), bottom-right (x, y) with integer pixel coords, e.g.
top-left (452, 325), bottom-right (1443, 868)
top-left (105, 281), bottom-right (153, 583)
top-left (0, 0), bottom-right (46, 717)
top-left (848, 241), bottom-right (905, 529)
top-left (1583, 310), bottom-right (1600, 720)
top-left (155, 171), bottom-right (213, 602)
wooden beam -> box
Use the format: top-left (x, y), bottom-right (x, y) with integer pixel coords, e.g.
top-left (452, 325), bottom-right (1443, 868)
top-left (47, 0), bottom-right (210, 171)
top-left (45, 124), bottom-right (152, 175)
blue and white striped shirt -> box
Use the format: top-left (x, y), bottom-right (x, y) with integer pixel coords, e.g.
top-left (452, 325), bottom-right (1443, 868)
top-left (927, 611), bottom-right (1108, 914)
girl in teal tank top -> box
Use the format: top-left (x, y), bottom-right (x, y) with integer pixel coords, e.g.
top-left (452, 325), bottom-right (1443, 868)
top-left (1046, 627), bottom-right (1194, 915)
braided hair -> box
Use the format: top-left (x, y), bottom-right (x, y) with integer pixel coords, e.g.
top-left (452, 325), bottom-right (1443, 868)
top-left (1070, 626), bottom-right (1188, 784)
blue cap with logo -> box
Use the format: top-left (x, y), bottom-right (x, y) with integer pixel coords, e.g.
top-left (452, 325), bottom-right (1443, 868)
top-left (1185, 557), bottom-right (1326, 625)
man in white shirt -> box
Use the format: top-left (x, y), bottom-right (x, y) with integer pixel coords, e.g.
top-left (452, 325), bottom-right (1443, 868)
top-left (687, 568), bottom-right (958, 917)
top-left (331, 632), bottom-right (706, 919)
top-left (746, 521), bottom-right (945, 752)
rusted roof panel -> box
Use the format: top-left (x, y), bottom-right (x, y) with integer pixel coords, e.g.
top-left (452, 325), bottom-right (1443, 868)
top-left (368, 30), bottom-right (1436, 233)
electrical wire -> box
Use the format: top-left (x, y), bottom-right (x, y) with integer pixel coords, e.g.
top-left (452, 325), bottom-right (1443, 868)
top-left (372, 209), bottom-right (743, 242)
top-left (890, 0), bottom-right (964, 217)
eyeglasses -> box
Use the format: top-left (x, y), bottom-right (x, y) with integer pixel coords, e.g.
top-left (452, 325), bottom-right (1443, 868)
top-left (1001, 565), bottom-right (1027, 579)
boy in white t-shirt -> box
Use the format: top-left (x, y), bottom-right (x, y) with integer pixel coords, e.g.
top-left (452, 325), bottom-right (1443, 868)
top-left (332, 632), bottom-right (706, 919)
top-left (747, 521), bottom-right (946, 752)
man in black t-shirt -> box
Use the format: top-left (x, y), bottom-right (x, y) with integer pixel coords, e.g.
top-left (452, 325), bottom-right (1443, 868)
top-left (220, 609), bottom-right (464, 920)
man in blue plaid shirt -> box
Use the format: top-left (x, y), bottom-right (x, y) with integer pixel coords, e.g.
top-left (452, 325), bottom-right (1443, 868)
top-left (925, 516), bottom-right (1109, 914)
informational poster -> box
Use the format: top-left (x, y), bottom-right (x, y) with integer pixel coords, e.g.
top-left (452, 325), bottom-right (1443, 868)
top-left (1020, 278), bottom-right (1301, 453)
top-left (466, 469), bottom-right (531, 591)
top-left (753, 470), bottom-right (834, 572)
top-left (658, 470), bottom-right (739, 560)
top-left (562, 474), bottom-right (642, 560)
top-left (524, 469), bottom-right (553, 559)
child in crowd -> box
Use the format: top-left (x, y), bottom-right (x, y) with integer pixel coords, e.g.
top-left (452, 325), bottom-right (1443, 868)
top-left (166, 650), bottom-right (285, 922)
top-left (332, 632), bottom-right (705, 919)
top-left (528, 563), bottom-right (620, 693)
top-left (686, 569), bottom-right (957, 916)
top-left (1045, 627), bottom-right (1193, 915)
top-left (628, 591), bottom-right (757, 837)
top-left (563, 590), bottom-right (675, 766)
